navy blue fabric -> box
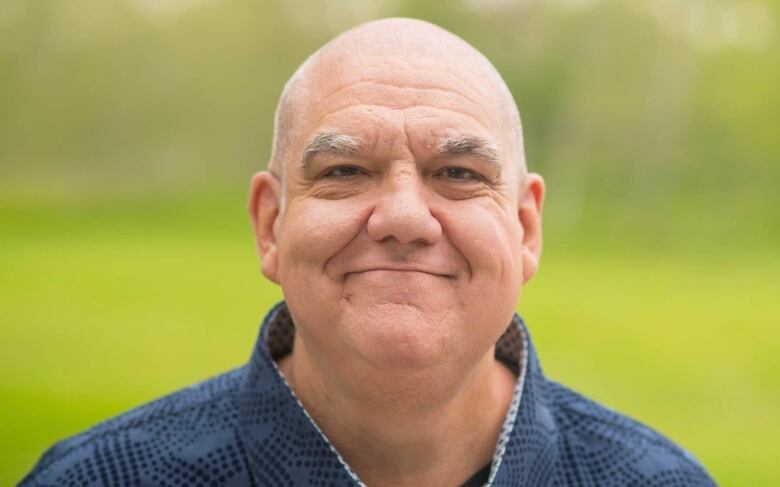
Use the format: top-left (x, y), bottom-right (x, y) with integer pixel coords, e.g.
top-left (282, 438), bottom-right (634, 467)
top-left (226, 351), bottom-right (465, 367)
top-left (20, 302), bottom-right (717, 486)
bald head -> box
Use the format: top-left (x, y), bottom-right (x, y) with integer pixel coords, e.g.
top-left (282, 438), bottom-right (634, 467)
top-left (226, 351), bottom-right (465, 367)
top-left (269, 18), bottom-right (525, 178)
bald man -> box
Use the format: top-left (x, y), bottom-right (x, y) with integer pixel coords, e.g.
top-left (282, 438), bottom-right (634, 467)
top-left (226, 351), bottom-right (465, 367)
top-left (21, 19), bottom-right (716, 487)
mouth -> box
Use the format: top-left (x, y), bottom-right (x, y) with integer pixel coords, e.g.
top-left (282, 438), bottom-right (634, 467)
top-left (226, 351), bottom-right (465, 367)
top-left (344, 267), bottom-right (455, 280)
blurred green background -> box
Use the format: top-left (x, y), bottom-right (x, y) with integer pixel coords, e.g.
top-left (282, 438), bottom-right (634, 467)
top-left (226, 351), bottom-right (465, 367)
top-left (2, 0), bottom-right (778, 485)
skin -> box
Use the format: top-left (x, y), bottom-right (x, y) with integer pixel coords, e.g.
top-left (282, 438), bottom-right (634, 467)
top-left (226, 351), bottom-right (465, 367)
top-left (249, 18), bottom-right (545, 487)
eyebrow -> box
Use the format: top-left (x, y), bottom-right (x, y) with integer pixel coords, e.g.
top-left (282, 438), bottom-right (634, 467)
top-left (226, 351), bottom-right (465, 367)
top-left (300, 132), bottom-right (363, 169)
top-left (299, 132), bottom-right (500, 169)
top-left (436, 135), bottom-right (500, 164)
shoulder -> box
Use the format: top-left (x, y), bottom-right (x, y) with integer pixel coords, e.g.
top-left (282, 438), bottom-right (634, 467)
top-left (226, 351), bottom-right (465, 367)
top-left (19, 367), bottom-right (250, 487)
top-left (546, 380), bottom-right (717, 486)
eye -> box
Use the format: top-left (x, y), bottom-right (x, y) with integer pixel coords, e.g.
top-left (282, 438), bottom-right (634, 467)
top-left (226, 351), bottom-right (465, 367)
top-left (322, 165), bottom-right (365, 178)
top-left (439, 166), bottom-right (482, 182)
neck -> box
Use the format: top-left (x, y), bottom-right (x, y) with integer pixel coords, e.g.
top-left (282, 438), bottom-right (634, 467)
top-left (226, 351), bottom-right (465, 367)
top-left (278, 334), bottom-right (517, 487)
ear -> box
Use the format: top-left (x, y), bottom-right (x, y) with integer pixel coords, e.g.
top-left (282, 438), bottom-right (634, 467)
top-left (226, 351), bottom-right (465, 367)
top-left (248, 171), bottom-right (282, 284)
top-left (518, 173), bottom-right (545, 283)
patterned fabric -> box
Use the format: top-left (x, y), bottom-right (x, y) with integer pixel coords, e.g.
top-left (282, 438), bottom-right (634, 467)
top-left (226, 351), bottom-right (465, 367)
top-left (20, 301), bottom-right (717, 486)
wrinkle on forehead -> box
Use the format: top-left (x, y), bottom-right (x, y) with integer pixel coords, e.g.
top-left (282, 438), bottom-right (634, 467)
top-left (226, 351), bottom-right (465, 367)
top-left (316, 79), bottom-right (495, 129)
top-left (315, 102), bottom-right (493, 135)
top-left (315, 104), bottom-right (498, 157)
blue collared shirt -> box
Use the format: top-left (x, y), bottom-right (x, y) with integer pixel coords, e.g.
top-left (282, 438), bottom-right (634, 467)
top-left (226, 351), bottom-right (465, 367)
top-left (20, 302), bottom-right (716, 486)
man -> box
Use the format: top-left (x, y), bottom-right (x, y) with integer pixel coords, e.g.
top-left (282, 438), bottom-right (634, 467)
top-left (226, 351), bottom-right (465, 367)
top-left (21, 18), bottom-right (715, 487)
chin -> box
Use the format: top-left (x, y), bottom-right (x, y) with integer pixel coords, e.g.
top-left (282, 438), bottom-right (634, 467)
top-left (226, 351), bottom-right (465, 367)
top-left (343, 302), bottom-right (454, 370)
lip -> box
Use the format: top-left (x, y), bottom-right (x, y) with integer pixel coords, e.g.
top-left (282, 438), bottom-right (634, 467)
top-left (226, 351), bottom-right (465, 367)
top-left (344, 266), bottom-right (455, 279)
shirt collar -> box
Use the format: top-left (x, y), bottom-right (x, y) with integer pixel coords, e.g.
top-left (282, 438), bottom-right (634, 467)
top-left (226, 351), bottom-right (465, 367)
top-left (238, 301), bottom-right (557, 486)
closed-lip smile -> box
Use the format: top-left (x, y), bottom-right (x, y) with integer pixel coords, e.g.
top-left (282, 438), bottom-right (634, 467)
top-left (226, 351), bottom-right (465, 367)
top-left (345, 266), bottom-right (454, 279)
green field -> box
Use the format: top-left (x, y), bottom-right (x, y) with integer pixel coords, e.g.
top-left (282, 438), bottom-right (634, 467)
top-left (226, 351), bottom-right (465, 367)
top-left (1, 198), bottom-right (777, 486)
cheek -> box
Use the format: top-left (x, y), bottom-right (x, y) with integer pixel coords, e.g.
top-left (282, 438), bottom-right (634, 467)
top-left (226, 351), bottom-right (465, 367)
top-left (277, 198), bottom-right (369, 278)
top-left (443, 201), bottom-right (525, 352)
top-left (438, 199), bottom-right (524, 298)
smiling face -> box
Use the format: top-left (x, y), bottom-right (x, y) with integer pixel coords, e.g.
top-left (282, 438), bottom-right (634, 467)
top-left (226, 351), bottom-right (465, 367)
top-left (250, 21), bottom-right (544, 373)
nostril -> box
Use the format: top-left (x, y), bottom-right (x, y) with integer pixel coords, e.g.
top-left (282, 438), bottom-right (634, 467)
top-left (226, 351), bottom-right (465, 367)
top-left (366, 202), bottom-right (442, 245)
top-left (365, 179), bottom-right (443, 244)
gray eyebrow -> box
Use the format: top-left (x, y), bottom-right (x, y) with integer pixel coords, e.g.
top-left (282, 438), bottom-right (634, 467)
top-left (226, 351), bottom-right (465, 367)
top-left (436, 135), bottom-right (500, 164)
top-left (300, 132), bottom-right (499, 169)
top-left (300, 132), bottom-right (363, 168)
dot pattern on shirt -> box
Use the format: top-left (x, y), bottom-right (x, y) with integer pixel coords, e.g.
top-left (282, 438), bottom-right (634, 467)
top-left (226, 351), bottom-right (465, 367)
top-left (20, 301), bottom-right (717, 486)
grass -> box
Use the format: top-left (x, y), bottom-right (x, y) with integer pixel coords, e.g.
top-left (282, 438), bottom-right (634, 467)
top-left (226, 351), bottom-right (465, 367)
top-left (1, 197), bottom-right (777, 486)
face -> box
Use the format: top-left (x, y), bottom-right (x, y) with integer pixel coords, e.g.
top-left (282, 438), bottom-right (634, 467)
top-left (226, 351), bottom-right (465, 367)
top-left (251, 54), bottom-right (544, 372)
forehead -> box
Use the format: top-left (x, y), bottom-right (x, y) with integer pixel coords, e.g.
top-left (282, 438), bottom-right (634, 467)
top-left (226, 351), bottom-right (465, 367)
top-left (298, 55), bottom-right (509, 160)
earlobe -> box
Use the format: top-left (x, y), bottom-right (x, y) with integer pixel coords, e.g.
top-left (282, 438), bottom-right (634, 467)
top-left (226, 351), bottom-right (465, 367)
top-left (518, 173), bottom-right (545, 283)
top-left (248, 171), bottom-right (282, 284)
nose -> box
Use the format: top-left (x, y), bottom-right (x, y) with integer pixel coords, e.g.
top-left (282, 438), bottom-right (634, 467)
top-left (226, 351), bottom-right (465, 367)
top-left (366, 173), bottom-right (442, 245)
